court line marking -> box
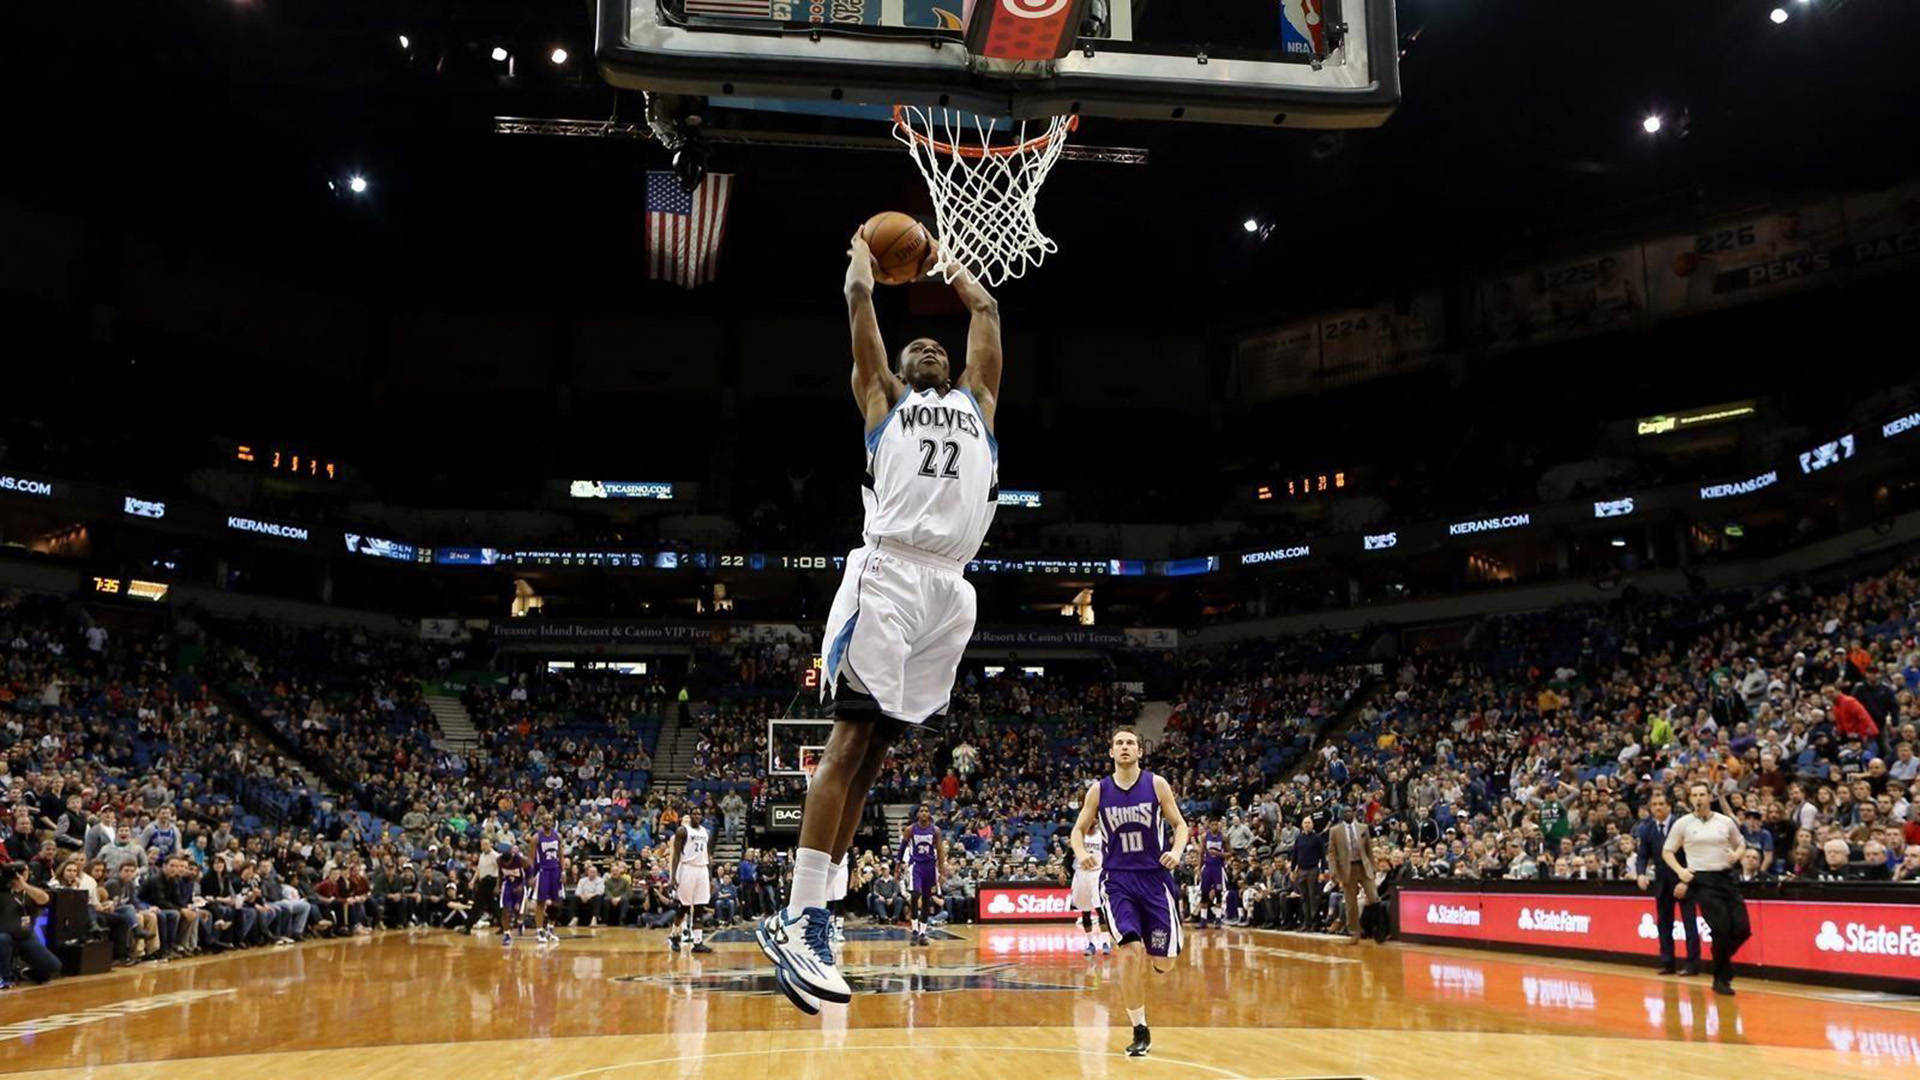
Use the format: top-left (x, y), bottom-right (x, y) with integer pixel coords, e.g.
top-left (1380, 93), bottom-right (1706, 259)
top-left (547, 1042), bottom-right (1251, 1079)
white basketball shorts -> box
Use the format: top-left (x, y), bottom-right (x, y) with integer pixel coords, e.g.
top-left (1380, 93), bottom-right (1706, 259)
top-left (821, 539), bottom-right (977, 726)
top-left (1071, 869), bottom-right (1102, 912)
top-left (675, 864), bottom-right (711, 907)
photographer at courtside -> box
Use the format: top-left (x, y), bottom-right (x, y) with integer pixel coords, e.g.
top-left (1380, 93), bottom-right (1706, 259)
top-left (1, 862), bottom-right (62, 986)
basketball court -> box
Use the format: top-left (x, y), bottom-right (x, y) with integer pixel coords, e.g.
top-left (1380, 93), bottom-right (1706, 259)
top-left (3, 925), bottom-right (1914, 1078)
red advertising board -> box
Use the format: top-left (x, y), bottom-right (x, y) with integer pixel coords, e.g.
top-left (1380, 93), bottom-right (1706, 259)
top-left (1398, 890), bottom-right (1920, 985)
top-left (977, 883), bottom-right (1077, 922)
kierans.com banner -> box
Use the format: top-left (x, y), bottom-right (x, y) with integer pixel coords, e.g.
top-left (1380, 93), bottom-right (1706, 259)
top-left (1398, 890), bottom-right (1920, 985)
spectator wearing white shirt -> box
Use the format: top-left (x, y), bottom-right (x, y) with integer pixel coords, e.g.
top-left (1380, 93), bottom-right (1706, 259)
top-left (573, 864), bottom-right (608, 925)
top-left (1891, 742), bottom-right (1919, 783)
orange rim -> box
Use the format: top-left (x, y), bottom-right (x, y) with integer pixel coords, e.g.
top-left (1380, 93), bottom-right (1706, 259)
top-left (892, 106), bottom-right (1078, 159)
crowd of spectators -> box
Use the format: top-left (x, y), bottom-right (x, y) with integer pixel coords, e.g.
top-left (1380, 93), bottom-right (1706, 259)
top-left (1184, 558), bottom-right (1920, 936)
top-left (6, 546), bottom-right (1917, 988)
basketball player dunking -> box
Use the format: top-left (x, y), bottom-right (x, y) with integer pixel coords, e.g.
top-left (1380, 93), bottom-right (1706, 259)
top-left (901, 806), bottom-right (947, 947)
top-left (1198, 819), bottom-right (1228, 928)
top-left (669, 807), bottom-right (715, 954)
top-left (1071, 728), bottom-right (1191, 1058)
top-left (756, 230), bottom-right (1002, 1014)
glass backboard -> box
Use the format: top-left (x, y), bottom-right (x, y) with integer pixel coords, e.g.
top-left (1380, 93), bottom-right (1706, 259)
top-left (597, 0), bottom-right (1400, 128)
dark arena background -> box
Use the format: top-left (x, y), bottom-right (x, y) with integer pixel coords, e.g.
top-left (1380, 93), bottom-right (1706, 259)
top-left (2, 1), bottom-right (1919, 1077)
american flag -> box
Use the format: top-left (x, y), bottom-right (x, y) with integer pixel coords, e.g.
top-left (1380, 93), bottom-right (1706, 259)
top-left (646, 171), bottom-right (734, 288)
top-left (682, 0), bottom-right (773, 16)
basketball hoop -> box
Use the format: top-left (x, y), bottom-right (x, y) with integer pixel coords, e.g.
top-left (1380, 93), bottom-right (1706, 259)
top-left (892, 105), bottom-right (1078, 287)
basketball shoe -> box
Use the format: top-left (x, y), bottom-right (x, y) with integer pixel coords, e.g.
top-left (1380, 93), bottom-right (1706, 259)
top-left (756, 907), bottom-right (852, 1005)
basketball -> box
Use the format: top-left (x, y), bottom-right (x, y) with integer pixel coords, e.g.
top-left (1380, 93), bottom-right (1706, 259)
top-left (861, 211), bottom-right (931, 285)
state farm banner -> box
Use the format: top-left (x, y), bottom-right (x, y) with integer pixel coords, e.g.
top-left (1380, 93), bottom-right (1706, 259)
top-left (1399, 889), bottom-right (1920, 987)
top-left (1644, 199), bottom-right (1849, 316)
top-left (976, 882), bottom-right (1076, 922)
top-left (1472, 246), bottom-right (1648, 350)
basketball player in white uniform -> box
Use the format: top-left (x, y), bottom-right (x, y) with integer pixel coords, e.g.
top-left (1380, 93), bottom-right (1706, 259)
top-left (758, 229), bottom-right (1002, 1014)
top-left (1072, 824), bottom-right (1114, 956)
top-left (669, 808), bottom-right (714, 954)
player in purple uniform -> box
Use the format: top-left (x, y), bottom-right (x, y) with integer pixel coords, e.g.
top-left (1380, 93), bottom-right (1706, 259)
top-left (1070, 727), bottom-right (1190, 1059)
top-left (531, 817), bottom-right (565, 945)
top-left (1198, 821), bottom-right (1228, 928)
top-left (496, 843), bottom-right (528, 948)
top-left (901, 807), bottom-right (947, 947)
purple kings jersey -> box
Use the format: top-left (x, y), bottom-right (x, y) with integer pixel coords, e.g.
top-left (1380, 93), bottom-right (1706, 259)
top-left (498, 851), bottom-right (526, 880)
top-left (1097, 769), bottom-right (1166, 873)
top-left (1203, 833), bottom-right (1226, 869)
top-left (906, 824), bottom-right (939, 866)
top-left (535, 831), bottom-right (562, 870)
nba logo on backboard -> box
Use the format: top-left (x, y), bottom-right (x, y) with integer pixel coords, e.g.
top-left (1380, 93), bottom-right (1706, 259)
top-left (1282, 0), bottom-right (1326, 55)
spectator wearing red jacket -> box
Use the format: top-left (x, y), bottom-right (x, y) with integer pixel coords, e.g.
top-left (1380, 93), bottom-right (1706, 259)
top-left (1824, 684), bottom-right (1880, 744)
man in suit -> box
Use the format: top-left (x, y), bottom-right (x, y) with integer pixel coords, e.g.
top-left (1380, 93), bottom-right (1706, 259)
top-left (1634, 790), bottom-right (1699, 975)
top-left (1328, 805), bottom-right (1378, 944)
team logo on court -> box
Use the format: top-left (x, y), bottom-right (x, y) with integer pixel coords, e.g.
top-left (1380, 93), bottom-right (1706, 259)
top-left (1002, 0), bottom-right (1070, 19)
top-left (617, 962), bottom-right (1081, 996)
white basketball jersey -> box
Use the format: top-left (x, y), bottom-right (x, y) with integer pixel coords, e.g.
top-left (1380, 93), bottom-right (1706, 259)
top-left (680, 825), bottom-right (709, 868)
top-left (1083, 827), bottom-right (1105, 872)
top-left (863, 386), bottom-right (999, 563)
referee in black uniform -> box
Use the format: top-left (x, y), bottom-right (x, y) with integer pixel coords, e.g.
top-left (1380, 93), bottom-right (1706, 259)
top-left (1662, 781), bottom-right (1753, 995)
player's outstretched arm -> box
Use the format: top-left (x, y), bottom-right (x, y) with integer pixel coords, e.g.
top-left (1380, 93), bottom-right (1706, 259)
top-left (847, 232), bottom-right (905, 433)
top-left (1153, 775), bottom-right (1191, 871)
top-left (1070, 782), bottom-right (1101, 870)
top-left (943, 258), bottom-right (1002, 430)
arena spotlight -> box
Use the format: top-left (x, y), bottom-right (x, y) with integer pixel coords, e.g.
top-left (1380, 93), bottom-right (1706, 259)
top-left (491, 46), bottom-right (509, 61)
top-left (398, 34), bottom-right (410, 49)
top-left (1242, 218), bottom-right (1260, 233)
top-left (1610, 538), bottom-right (1628, 548)
top-left (348, 175), bottom-right (368, 194)
top-left (1642, 114), bottom-right (1662, 134)
top-left (1769, 7), bottom-right (1788, 22)
top-left (550, 47), bottom-right (569, 65)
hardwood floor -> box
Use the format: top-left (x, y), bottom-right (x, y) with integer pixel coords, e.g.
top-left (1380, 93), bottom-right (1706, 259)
top-left (2, 923), bottom-right (1914, 1078)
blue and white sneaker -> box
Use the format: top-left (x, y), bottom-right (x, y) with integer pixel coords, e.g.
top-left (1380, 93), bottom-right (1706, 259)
top-left (771, 963), bottom-right (821, 1015)
top-left (755, 907), bottom-right (852, 1005)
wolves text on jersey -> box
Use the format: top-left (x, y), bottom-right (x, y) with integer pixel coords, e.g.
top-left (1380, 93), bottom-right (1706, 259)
top-left (896, 402), bottom-right (983, 440)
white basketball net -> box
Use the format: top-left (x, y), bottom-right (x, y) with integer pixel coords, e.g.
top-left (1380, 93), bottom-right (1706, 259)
top-left (893, 106), bottom-right (1076, 288)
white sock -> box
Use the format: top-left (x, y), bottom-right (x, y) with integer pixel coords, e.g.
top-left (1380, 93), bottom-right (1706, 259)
top-left (829, 856), bottom-right (850, 902)
top-left (1127, 1006), bottom-right (1146, 1027)
top-left (691, 928), bottom-right (703, 944)
top-left (787, 848), bottom-right (833, 917)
